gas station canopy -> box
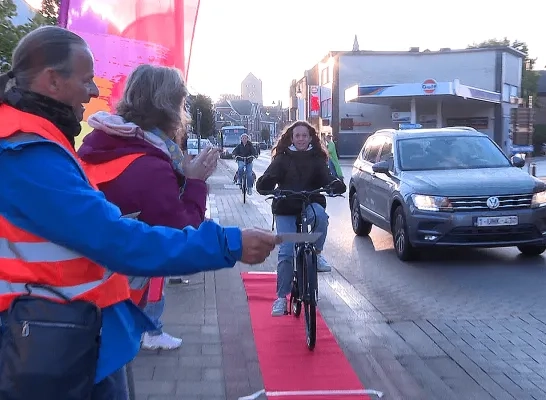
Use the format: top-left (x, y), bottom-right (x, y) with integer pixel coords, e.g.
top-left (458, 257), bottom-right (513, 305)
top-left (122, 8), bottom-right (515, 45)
top-left (345, 79), bottom-right (501, 105)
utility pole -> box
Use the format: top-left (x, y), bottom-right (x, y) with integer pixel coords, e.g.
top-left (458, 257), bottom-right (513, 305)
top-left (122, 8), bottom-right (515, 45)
top-left (197, 108), bottom-right (202, 153)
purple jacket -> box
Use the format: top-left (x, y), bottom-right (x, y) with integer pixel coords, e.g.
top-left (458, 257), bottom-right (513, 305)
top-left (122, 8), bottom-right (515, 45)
top-left (78, 129), bottom-right (207, 229)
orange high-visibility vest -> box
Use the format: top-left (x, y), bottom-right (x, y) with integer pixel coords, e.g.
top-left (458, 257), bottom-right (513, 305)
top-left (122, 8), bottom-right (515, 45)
top-left (0, 104), bottom-right (132, 311)
top-left (82, 153), bottom-right (151, 305)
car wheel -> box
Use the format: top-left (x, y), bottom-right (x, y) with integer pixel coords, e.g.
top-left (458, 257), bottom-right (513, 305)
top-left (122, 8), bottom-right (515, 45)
top-left (351, 195), bottom-right (372, 236)
top-left (517, 244), bottom-right (546, 257)
top-left (392, 206), bottom-right (417, 261)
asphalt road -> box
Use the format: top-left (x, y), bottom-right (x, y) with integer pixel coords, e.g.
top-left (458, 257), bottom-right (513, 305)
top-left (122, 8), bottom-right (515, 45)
top-left (245, 152), bottom-right (546, 399)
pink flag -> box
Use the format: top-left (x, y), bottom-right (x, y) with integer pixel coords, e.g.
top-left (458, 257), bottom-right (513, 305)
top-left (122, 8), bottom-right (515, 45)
top-left (59, 0), bottom-right (200, 122)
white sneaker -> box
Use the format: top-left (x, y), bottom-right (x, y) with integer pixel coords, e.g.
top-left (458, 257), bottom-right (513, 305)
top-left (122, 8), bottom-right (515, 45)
top-left (271, 297), bottom-right (287, 316)
top-left (141, 332), bottom-right (182, 350)
top-left (317, 254), bottom-right (332, 272)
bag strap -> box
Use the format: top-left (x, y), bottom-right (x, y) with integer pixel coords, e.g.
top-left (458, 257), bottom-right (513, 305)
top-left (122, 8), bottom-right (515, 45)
top-left (25, 283), bottom-right (71, 302)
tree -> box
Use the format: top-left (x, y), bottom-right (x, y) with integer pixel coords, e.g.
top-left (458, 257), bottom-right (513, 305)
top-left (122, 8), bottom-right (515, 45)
top-left (260, 127), bottom-right (270, 143)
top-left (468, 38), bottom-right (539, 105)
top-left (0, 0), bottom-right (60, 72)
top-left (190, 94), bottom-right (215, 138)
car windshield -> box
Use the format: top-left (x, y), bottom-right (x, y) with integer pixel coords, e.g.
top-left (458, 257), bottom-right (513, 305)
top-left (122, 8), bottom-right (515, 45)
top-left (397, 135), bottom-right (511, 171)
top-left (223, 133), bottom-right (240, 146)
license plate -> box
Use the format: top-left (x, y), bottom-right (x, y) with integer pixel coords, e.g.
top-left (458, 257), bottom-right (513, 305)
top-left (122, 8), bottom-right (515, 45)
top-left (475, 216), bottom-right (518, 227)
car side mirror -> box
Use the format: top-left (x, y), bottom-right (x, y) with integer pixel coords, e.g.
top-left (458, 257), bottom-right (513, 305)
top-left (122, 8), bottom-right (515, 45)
top-left (511, 156), bottom-right (525, 168)
top-left (372, 160), bottom-right (390, 175)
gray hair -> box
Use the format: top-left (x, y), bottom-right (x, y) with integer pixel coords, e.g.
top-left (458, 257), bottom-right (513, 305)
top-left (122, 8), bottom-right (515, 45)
top-left (0, 26), bottom-right (86, 98)
top-left (116, 64), bottom-right (189, 138)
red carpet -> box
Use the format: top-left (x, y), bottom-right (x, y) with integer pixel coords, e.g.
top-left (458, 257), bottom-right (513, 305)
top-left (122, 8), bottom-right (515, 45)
top-left (241, 272), bottom-right (372, 400)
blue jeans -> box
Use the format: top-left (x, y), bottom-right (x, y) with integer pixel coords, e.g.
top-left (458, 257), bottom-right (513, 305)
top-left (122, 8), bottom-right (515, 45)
top-left (237, 160), bottom-right (254, 188)
top-left (274, 203), bottom-right (329, 298)
top-left (143, 280), bottom-right (165, 336)
top-left (328, 159), bottom-right (339, 178)
top-left (91, 366), bottom-right (130, 400)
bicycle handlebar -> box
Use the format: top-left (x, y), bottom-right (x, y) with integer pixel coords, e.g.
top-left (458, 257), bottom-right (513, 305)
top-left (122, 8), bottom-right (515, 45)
top-left (264, 186), bottom-right (344, 201)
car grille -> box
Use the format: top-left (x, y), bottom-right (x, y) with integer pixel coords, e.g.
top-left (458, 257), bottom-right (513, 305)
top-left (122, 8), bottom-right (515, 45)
top-left (448, 194), bottom-right (532, 211)
top-left (439, 224), bottom-right (541, 244)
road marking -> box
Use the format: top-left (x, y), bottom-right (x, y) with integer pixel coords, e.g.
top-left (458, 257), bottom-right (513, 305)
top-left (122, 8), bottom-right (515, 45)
top-left (246, 271), bottom-right (276, 274)
top-left (239, 389), bottom-right (384, 399)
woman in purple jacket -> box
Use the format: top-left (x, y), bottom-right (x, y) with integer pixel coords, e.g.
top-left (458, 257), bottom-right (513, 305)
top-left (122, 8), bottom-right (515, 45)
top-left (78, 64), bottom-right (219, 351)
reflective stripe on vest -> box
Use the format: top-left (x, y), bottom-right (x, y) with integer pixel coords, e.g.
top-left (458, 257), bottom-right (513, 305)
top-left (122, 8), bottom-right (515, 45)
top-left (82, 153), bottom-right (150, 304)
top-left (81, 153), bottom-right (146, 185)
top-left (0, 237), bottom-right (149, 291)
top-left (0, 105), bottom-right (132, 311)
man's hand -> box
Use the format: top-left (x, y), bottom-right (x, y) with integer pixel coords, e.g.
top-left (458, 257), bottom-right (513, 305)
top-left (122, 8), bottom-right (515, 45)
top-left (240, 228), bottom-right (280, 264)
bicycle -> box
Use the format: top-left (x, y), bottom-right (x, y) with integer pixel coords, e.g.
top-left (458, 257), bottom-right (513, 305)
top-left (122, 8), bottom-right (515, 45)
top-left (234, 156), bottom-right (254, 203)
top-left (265, 186), bottom-right (343, 350)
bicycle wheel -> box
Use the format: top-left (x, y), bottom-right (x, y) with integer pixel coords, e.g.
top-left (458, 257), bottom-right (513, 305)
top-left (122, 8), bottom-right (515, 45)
top-left (242, 168), bottom-right (247, 203)
top-left (290, 279), bottom-right (301, 316)
top-left (303, 250), bottom-right (317, 350)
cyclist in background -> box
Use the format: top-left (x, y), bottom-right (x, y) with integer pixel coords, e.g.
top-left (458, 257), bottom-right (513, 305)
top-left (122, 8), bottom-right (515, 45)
top-left (232, 133), bottom-right (258, 195)
top-left (256, 121), bottom-right (346, 317)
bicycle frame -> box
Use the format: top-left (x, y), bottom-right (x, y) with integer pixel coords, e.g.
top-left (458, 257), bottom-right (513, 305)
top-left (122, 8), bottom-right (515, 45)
top-left (292, 202), bottom-right (318, 308)
top-left (235, 156), bottom-right (253, 203)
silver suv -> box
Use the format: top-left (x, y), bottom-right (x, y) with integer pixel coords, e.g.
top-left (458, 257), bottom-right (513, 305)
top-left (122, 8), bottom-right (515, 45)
top-left (349, 127), bottom-right (546, 261)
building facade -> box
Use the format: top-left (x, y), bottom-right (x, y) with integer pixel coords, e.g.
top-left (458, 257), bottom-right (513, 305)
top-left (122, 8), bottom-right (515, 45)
top-left (290, 47), bottom-right (525, 157)
top-left (241, 73), bottom-right (263, 105)
top-left (214, 99), bottom-right (261, 140)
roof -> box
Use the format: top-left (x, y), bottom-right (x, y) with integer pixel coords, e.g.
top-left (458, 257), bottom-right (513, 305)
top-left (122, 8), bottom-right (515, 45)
top-left (242, 72), bottom-right (262, 83)
top-left (317, 46), bottom-right (526, 65)
top-left (373, 127), bottom-right (488, 139)
top-left (228, 100), bottom-right (253, 116)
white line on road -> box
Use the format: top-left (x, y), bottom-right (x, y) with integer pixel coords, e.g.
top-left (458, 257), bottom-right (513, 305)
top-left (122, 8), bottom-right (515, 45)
top-left (238, 389), bottom-right (384, 399)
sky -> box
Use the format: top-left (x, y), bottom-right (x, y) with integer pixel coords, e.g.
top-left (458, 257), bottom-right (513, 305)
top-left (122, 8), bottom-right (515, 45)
top-left (19, 0), bottom-right (546, 105)
top-left (188, 0), bottom-right (546, 104)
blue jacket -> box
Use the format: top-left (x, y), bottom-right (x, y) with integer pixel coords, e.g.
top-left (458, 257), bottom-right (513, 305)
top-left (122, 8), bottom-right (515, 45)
top-left (0, 138), bottom-right (243, 383)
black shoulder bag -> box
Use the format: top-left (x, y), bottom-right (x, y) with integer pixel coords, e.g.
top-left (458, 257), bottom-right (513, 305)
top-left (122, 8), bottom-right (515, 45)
top-left (0, 284), bottom-right (102, 400)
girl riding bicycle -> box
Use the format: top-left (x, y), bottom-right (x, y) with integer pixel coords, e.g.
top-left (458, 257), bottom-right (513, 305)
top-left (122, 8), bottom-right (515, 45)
top-left (256, 121), bottom-right (346, 317)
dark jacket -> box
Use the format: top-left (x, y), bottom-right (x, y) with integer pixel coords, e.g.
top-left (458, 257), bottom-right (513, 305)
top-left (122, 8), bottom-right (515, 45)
top-left (232, 142), bottom-right (257, 158)
top-left (256, 147), bottom-right (346, 215)
top-left (78, 129), bottom-right (207, 229)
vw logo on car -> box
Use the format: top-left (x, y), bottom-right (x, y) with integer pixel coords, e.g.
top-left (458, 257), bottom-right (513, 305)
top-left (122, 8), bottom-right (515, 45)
top-left (486, 196), bottom-right (500, 209)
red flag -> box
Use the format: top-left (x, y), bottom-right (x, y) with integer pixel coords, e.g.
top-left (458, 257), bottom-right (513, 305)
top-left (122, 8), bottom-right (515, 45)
top-left (60, 0), bottom-right (200, 119)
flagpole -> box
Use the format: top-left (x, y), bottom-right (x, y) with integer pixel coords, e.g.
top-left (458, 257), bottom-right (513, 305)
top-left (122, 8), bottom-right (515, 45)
top-left (58, 0), bottom-right (70, 28)
top-left (185, 0), bottom-right (201, 83)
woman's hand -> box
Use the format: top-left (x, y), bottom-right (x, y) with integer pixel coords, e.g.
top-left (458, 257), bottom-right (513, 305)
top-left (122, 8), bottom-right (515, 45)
top-left (182, 147), bottom-right (220, 181)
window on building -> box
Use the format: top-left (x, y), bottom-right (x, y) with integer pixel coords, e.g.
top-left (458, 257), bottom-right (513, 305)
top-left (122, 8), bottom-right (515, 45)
top-left (502, 83), bottom-right (519, 103)
top-left (321, 98), bottom-right (332, 118)
top-left (321, 67), bottom-right (330, 84)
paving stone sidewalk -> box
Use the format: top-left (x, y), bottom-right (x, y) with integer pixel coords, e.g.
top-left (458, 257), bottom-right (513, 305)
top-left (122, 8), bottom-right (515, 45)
top-left (131, 162), bottom-right (447, 400)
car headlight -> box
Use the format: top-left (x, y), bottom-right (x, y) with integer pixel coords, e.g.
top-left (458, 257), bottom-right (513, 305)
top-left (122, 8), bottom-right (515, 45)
top-left (532, 190), bottom-right (546, 207)
top-left (411, 194), bottom-right (452, 212)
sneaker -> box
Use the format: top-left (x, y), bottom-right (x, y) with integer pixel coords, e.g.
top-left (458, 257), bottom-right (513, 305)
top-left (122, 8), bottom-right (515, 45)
top-left (317, 254), bottom-right (332, 272)
top-left (271, 297), bottom-right (287, 316)
top-left (141, 332), bottom-right (182, 350)
top-left (247, 187), bottom-right (253, 195)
